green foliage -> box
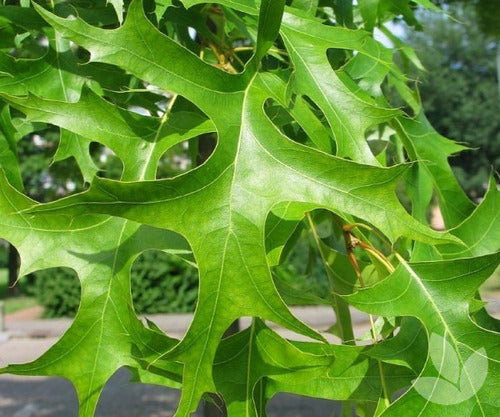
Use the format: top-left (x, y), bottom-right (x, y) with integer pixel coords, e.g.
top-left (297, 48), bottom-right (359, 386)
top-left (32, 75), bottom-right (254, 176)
top-left (433, 0), bottom-right (500, 38)
top-left (32, 252), bottom-right (198, 317)
top-left (272, 234), bottom-right (331, 306)
top-left (33, 267), bottom-right (81, 318)
top-left (0, 1), bottom-right (498, 417)
top-left (403, 3), bottom-right (500, 198)
top-left (130, 251), bottom-right (198, 314)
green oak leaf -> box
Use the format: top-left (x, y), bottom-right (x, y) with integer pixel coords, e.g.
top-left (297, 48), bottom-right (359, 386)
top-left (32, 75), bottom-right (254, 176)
top-left (0, 103), bottom-right (23, 190)
top-left (0, 38), bottom-right (87, 102)
top-left (212, 319), bottom-right (414, 417)
top-left (0, 15), bottom-right (216, 414)
top-left (54, 129), bottom-right (99, 184)
top-left (1, 87), bottom-right (215, 181)
top-left (264, 201), bottom-right (313, 266)
top-left (366, 317), bottom-right (428, 373)
top-left (107, 0), bottom-right (124, 24)
top-left (136, 318), bottom-right (417, 416)
top-left (259, 71), bottom-right (333, 153)
top-left (289, 0), bottom-right (318, 16)
top-left (410, 177), bottom-right (499, 262)
top-left (394, 113), bottom-right (475, 228)
top-left (0, 5), bottom-right (46, 49)
top-left (182, 0), bottom-right (259, 15)
top-left (440, 178), bottom-right (500, 259)
top-left (346, 253), bottom-right (500, 416)
top-left (15, 2), bottom-right (460, 416)
top-left (0, 1), bottom-right (493, 417)
top-left (0, 35), bottom-right (214, 411)
top-left (0, 173), bottom-right (185, 417)
top-left (280, 12), bottom-right (399, 164)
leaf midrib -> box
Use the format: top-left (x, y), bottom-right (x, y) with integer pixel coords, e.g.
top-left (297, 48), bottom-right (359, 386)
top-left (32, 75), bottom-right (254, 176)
top-left (84, 220), bottom-right (128, 415)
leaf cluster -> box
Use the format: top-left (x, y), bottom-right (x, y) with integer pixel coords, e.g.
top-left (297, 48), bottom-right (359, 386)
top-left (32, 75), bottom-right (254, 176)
top-left (402, 2), bottom-right (500, 198)
top-left (0, 1), bottom-right (498, 417)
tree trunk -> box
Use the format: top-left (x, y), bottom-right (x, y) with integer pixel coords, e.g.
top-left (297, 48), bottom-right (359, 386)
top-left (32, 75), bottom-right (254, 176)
top-left (7, 244), bottom-right (20, 297)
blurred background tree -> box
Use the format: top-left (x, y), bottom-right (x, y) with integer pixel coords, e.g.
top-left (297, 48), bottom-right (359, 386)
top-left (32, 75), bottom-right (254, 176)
top-left (405, 0), bottom-right (500, 198)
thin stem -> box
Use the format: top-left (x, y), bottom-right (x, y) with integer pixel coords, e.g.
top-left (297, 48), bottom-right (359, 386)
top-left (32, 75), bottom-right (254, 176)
top-left (367, 313), bottom-right (391, 407)
top-left (343, 222), bottom-right (393, 253)
top-left (376, 349), bottom-right (391, 407)
top-left (206, 41), bottom-right (238, 73)
top-left (342, 222), bottom-right (373, 233)
top-left (232, 46), bottom-right (254, 52)
top-left (231, 52), bottom-right (245, 67)
top-left (307, 213), bottom-right (355, 345)
top-left (306, 213), bottom-right (326, 265)
top-left (164, 93), bottom-right (178, 117)
top-left (343, 229), bottom-right (391, 406)
top-left (357, 241), bottom-right (395, 274)
top-left (343, 230), bottom-right (365, 287)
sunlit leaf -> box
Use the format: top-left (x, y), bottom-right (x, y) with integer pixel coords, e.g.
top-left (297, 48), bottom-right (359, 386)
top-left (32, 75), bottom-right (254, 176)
top-left (0, 1), bottom-right (498, 416)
